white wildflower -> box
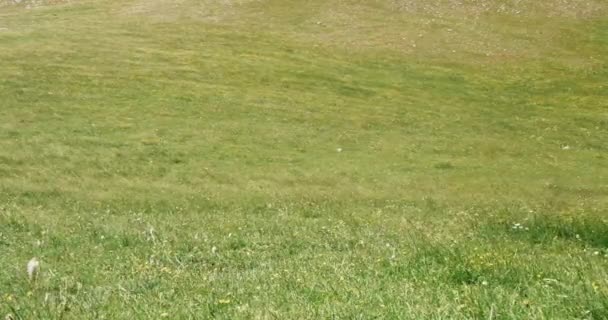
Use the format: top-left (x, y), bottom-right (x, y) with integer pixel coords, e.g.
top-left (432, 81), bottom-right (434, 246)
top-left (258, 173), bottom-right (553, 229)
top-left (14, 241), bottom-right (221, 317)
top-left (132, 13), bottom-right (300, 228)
top-left (512, 223), bottom-right (525, 230)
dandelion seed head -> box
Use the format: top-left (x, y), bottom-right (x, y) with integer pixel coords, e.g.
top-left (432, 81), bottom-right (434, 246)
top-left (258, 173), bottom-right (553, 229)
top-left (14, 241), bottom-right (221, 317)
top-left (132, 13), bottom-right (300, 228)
top-left (27, 257), bottom-right (40, 281)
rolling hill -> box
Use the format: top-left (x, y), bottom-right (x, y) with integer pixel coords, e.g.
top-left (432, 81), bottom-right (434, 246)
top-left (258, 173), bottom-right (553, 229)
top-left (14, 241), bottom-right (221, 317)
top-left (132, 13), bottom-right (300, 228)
top-left (1, 0), bottom-right (607, 318)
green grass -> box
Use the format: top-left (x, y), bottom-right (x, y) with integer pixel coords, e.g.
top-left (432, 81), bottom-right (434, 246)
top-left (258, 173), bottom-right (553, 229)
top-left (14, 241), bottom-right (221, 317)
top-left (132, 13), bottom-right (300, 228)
top-left (1, 0), bottom-right (607, 318)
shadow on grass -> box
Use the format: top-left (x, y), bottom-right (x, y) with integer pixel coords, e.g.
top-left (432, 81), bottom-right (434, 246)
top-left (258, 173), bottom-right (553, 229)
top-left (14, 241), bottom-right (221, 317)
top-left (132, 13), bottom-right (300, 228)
top-left (481, 212), bottom-right (608, 249)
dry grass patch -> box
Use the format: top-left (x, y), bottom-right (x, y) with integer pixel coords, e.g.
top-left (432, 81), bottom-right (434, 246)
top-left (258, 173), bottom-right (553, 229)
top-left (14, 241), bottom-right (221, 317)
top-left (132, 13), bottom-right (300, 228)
top-left (390, 0), bottom-right (608, 19)
top-left (0, 0), bottom-right (73, 8)
top-left (119, 0), bottom-right (262, 22)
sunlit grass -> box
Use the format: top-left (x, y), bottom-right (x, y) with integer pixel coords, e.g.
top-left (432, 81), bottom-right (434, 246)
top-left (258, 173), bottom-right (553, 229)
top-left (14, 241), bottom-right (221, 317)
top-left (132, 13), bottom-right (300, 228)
top-left (1, 0), bottom-right (607, 318)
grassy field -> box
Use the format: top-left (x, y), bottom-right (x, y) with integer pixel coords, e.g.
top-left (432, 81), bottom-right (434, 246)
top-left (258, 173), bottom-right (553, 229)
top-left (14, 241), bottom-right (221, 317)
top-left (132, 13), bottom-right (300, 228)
top-left (1, 0), bottom-right (607, 318)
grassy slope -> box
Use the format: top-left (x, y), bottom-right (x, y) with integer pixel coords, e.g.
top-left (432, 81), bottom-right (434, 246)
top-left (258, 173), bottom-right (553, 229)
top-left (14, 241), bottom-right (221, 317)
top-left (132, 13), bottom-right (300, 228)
top-left (1, 0), bottom-right (607, 318)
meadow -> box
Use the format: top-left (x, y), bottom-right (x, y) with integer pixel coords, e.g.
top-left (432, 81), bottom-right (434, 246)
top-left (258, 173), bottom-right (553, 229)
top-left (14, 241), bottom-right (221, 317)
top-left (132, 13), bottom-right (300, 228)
top-left (1, 0), bottom-right (607, 318)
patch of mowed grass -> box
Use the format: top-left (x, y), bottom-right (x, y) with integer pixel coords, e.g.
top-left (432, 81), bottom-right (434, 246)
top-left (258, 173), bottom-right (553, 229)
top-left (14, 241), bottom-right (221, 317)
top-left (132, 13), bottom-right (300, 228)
top-left (1, 0), bottom-right (608, 318)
